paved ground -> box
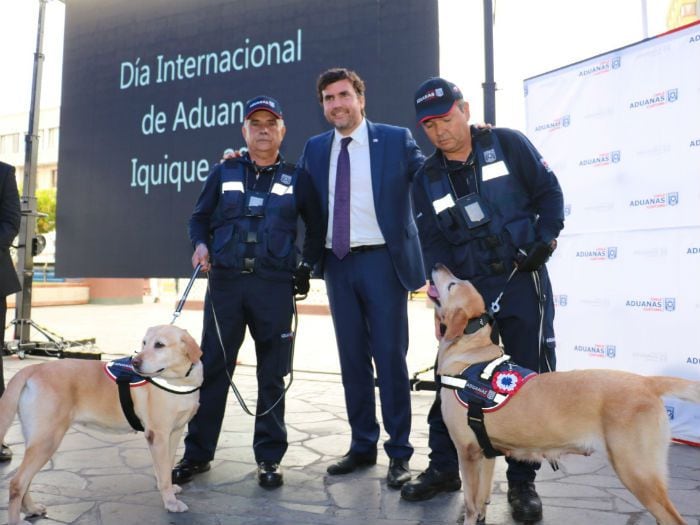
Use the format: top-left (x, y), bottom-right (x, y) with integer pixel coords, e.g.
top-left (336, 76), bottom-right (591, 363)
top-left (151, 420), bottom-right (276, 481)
top-left (0, 286), bottom-right (698, 524)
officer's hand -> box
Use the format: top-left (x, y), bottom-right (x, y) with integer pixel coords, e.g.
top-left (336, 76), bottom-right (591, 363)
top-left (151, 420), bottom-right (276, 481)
top-left (293, 263), bottom-right (312, 296)
top-left (515, 240), bottom-right (557, 272)
top-left (192, 243), bottom-right (211, 272)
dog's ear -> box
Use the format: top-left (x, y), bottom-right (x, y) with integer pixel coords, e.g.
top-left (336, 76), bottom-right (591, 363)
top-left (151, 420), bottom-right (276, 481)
top-left (180, 330), bottom-right (203, 363)
top-left (443, 307), bottom-right (468, 340)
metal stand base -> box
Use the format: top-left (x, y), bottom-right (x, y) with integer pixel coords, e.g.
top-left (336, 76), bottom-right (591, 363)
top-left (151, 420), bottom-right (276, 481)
top-left (4, 319), bottom-right (100, 360)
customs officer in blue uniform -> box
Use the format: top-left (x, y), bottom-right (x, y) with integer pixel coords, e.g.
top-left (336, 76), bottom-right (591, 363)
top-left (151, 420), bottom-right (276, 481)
top-left (172, 96), bottom-right (323, 489)
top-left (402, 78), bottom-right (564, 523)
top-left (298, 68), bottom-right (425, 488)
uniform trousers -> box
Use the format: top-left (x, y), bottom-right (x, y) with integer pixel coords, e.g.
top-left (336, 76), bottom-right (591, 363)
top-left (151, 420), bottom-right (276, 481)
top-left (184, 271), bottom-right (293, 464)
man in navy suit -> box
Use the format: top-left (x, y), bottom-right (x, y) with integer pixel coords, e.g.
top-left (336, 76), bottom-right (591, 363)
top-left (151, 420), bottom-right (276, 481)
top-left (298, 68), bottom-right (425, 489)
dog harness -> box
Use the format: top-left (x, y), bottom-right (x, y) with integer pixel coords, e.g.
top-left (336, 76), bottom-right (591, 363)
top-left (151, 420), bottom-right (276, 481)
top-left (439, 354), bottom-right (537, 458)
top-left (104, 357), bottom-right (200, 432)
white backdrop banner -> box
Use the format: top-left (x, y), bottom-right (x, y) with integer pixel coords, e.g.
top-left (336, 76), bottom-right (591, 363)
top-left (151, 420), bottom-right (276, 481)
top-left (524, 21), bottom-right (700, 445)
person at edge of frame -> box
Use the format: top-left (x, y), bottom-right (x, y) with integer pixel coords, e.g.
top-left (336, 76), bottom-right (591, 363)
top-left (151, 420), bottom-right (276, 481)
top-left (0, 161), bottom-right (21, 463)
top-left (171, 96), bottom-right (324, 489)
top-left (402, 77), bottom-right (564, 524)
top-left (297, 67), bottom-right (426, 489)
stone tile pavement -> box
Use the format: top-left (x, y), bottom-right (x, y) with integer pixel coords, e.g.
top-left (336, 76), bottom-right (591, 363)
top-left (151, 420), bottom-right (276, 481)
top-left (1, 292), bottom-right (699, 524)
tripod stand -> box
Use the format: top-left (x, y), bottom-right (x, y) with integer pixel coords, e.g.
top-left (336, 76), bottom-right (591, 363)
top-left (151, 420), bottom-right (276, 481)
top-left (3, 0), bottom-right (98, 361)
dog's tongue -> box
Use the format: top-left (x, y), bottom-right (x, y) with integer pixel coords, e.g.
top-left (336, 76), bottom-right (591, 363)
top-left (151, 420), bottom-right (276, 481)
top-left (427, 284), bottom-right (439, 300)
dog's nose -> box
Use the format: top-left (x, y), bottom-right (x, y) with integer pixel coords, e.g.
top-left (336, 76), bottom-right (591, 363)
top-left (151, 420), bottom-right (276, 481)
top-left (132, 356), bottom-right (142, 370)
top-left (439, 323), bottom-right (447, 337)
top-left (432, 263), bottom-right (446, 272)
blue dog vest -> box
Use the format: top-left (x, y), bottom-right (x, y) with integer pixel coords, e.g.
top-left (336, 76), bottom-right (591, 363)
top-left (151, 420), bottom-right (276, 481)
top-left (440, 354), bottom-right (537, 412)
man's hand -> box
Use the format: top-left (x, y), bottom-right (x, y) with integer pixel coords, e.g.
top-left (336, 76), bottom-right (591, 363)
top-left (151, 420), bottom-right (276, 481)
top-left (515, 239), bottom-right (557, 272)
top-left (192, 243), bottom-right (211, 272)
top-left (220, 148), bottom-right (244, 163)
top-left (293, 263), bottom-right (311, 296)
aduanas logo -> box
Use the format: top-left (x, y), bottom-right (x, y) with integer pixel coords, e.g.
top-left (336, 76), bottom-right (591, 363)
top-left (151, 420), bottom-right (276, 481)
top-left (688, 355), bottom-right (700, 365)
top-left (575, 247), bottom-right (617, 260)
top-left (688, 246), bottom-right (700, 255)
top-left (629, 192), bottom-right (678, 208)
top-left (629, 88), bottom-right (678, 110)
top-left (690, 32), bottom-right (700, 43)
top-left (553, 294), bottom-right (568, 307)
top-left (573, 343), bottom-right (616, 359)
top-left (691, 138), bottom-right (700, 147)
top-left (534, 114), bottom-right (570, 132)
top-left (416, 88), bottom-right (444, 105)
top-left (578, 56), bottom-right (621, 77)
top-left (578, 150), bottom-right (621, 167)
top-left (625, 297), bottom-right (676, 312)
top-left (665, 406), bottom-right (675, 420)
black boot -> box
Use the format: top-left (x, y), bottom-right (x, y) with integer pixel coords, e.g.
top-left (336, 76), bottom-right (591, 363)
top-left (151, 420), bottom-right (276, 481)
top-left (507, 481), bottom-right (543, 522)
top-left (400, 466), bottom-right (461, 501)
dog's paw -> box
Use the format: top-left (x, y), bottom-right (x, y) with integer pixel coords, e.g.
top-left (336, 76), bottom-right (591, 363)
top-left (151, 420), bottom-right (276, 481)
top-left (172, 483), bottom-right (183, 494)
top-left (165, 498), bottom-right (188, 513)
top-left (23, 502), bottom-right (47, 517)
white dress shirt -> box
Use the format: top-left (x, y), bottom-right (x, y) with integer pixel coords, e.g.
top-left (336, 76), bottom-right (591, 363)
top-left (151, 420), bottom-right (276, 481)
top-left (326, 119), bottom-right (385, 249)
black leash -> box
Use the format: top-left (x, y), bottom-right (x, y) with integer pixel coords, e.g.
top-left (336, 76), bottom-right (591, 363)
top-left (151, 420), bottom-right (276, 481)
top-left (171, 263), bottom-right (202, 325)
top-left (207, 272), bottom-right (299, 417)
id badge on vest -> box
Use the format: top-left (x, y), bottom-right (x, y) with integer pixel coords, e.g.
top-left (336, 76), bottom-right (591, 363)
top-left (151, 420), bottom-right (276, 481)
top-left (245, 191), bottom-right (269, 217)
top-left (456, 193), bottom-right (491, 229)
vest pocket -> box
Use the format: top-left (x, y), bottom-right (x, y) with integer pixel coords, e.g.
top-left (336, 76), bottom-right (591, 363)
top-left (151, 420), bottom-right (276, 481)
top-left (211, 224), bottom-right (236, 267)
top-left (265, 230), bottom-right (293, 259)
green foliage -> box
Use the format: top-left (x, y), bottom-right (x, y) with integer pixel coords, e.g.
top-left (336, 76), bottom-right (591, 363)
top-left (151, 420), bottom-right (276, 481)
top-left (36, 188), bottom-right (56, 233)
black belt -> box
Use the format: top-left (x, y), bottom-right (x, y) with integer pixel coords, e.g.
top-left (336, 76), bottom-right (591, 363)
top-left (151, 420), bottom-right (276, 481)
top-left (350, 244), bottom-right (385, 253)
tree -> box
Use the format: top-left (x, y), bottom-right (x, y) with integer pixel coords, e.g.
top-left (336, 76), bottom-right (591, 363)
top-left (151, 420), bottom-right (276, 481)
top-left (36, 188), bottom-right (56, 234)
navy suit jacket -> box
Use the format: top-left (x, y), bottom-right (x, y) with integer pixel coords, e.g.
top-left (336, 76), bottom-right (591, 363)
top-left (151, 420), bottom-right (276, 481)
top-left (299, 120), bottom-right (426, 291)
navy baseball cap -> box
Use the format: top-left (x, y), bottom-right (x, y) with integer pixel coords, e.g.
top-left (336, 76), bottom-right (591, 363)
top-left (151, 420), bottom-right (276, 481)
top-left (414, 77), bottom-right (463, 123)
top-left (244, 95), bottom-right (283, 120)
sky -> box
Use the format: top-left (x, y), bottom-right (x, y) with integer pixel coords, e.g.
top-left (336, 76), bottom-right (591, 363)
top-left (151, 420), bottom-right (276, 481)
top-left (0, 0), bottom-right (671, 131)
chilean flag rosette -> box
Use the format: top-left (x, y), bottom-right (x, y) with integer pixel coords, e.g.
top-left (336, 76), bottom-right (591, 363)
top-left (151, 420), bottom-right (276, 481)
top-left (492, 370), bottom-right (524, 395)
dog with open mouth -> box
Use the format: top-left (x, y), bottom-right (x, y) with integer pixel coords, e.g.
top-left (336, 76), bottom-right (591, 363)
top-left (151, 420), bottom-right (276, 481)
top-left (430, 263), bottom-right (699, 525)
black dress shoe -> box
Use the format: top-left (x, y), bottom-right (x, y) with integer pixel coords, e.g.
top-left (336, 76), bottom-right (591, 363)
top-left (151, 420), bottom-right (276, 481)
top-left (326, 451), bottom-right (377, 475)
top-left (387, 458), bottom-right (411, 488)
top-left (257, 461), bottom-right (283, 488)
top-left (0, 443), bottom-right (12, 463)
top-left (507, 480), bottom-right (543, 522)
top-left (400, 466), bottom-right (461, 501)
top-left (171, 458), bottom-right (211, 484)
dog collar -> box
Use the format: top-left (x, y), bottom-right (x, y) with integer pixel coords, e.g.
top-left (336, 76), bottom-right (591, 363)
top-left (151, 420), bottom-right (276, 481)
top-left (145, 376), bottom-right (200, 395)
top-left (464, 313), bottom-right (493, 335)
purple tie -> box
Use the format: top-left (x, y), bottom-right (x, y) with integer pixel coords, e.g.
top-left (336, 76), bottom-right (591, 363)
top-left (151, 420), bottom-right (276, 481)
top-left (332, 137), bottom-right (352, 259)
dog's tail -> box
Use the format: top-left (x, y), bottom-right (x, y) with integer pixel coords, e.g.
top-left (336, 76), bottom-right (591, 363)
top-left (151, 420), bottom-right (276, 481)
top-left (0, 365), bottom-right (36, 441)
top-left (648, 376), bottom-right (700, 404)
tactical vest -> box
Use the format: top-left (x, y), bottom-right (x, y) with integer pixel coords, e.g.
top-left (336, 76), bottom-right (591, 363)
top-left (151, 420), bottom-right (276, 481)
top-left (209, 160), bottom-right (299, 278)
top-left (421, 129), bottom-right (538, 276)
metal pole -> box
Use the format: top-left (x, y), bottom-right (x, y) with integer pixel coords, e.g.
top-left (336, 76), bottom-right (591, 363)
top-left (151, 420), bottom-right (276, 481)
top-left (641, 0), bottom-right (649, 38)
top-left (14, 0), bottom-right (48, 343)
top-left (482, 0), bottom-right (496, 124)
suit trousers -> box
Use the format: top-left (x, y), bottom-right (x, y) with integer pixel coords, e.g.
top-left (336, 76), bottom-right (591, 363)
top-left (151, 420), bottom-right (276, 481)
top-left (427, 268), bottom-right (556, 481)
top-left (184, 271), bottom-right (293, 464)
top-left (324, 247), bottom-right (413, 460)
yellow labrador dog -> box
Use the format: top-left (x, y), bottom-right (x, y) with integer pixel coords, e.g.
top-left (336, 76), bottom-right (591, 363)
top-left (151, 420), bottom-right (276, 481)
top-left (0, 325), bottom-right (203, 525)
top-left (430, 263), bottom-right (700, 525)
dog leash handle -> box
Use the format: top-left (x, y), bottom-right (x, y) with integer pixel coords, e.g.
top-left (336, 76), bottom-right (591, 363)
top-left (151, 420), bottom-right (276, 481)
top-left (171, 264), bottom-right (202, 324)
